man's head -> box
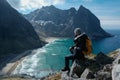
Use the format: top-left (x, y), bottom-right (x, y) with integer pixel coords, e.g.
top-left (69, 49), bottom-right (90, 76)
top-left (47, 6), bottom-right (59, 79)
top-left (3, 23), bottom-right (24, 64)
top-left (74, 28), bottom-right (81, 36)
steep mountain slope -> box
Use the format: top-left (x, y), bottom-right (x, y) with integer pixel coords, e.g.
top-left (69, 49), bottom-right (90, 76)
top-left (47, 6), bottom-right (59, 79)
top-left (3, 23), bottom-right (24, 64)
top-left (25, 5), bottom-right (112, 39)
top-left (0, 0), bottom-right (43, 55)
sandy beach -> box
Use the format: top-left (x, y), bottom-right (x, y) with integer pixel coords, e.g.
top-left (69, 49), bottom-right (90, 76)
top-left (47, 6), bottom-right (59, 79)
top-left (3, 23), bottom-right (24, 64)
top-left (44, 37), bottom-right (61, 43)
top-left (0, 50), bottom-right (31, 76)
top-left (0, 37), bottom-right (60, 76)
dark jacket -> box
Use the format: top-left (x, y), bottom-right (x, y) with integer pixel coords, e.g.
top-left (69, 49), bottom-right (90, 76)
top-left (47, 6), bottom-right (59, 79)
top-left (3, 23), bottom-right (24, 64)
top-left (74, 33), bottom-right (88, 52)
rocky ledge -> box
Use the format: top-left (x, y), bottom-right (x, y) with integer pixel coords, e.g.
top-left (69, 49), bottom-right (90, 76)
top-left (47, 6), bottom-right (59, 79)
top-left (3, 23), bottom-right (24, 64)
top-left (60, 49), bottom-right (120, 80)
top-left (0, 49), bottom-right (120, 80)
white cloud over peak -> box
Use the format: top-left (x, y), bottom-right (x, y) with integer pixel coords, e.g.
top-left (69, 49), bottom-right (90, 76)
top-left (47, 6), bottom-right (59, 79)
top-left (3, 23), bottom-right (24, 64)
top-left (7, 0), bottom-right (21, 9)
top-left (20, 0), bottom-right (48, 10)
top-left (7, 0), bottom-right (65, 14)
top-left (53, 0), bottom-right (65, 5)
top-left (82, 0), bottom-right (93, 2)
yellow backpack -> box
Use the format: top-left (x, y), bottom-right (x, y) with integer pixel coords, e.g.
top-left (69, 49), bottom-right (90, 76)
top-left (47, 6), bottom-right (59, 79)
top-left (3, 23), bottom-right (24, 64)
top-left (82, 37), bottom-right (92, 55)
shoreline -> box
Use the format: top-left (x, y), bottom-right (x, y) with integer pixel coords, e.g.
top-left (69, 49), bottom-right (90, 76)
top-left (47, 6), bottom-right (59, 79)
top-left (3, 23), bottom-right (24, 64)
top-left (0, 37), bottom-right (119, 78)
top-left (0, 47), bottom-right (120, 79)
top-left (43, 37), bottom-right (67, 43)
top-left (0, 50), bottom-right (31, 76)
top-left (0, 37), bottom-right (61, 77)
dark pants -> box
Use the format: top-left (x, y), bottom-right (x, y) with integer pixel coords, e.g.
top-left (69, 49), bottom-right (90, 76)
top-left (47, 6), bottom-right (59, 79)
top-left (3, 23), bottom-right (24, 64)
top-left (65, 50), bottom-right (85, 68)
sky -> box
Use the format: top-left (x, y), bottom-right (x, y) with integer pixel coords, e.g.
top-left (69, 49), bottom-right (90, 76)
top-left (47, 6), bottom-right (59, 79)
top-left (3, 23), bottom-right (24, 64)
top-left (7, 0), bottom-right (120, 29)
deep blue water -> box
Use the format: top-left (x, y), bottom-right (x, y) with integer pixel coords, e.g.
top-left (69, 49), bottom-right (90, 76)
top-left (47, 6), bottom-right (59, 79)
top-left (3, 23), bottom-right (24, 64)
top-left (92, 29), bottom-right (120, 54)
top-left (13, 29), bottom-right (120, 78)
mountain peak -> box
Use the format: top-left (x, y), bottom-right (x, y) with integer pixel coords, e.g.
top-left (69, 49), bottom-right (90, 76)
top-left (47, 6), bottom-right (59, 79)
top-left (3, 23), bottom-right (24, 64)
top-left (79, 5), bottom-right (85, 9)
top-left (49, 5), bottom-right (56, 8)
top-left (78, 5), bottom-right (88, 12)
top-left (42, 5), bottom-right (56, 10)
top-left (25, 5), bottom-right (112, 39)
top-left (69, 7), bottom-right (76, 12)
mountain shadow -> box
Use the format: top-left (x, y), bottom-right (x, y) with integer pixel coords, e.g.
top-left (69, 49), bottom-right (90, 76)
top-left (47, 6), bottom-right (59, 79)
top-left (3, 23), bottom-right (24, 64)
top-left (0, 0), bottom-right (43, 55)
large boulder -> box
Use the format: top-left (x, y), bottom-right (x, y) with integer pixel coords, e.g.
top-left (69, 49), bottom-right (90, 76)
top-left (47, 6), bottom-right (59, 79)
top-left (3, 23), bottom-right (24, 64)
top-left (96, 64), bottom-right (112, 80)
top-left (80, 68), bottom-right (95, 79)
top-left (69, 60), bottom-right (86, 78)
top-left (95, 52), bottom-right (114, 65)
top-left (64, 52), bottom-right (115, 80)
top-left (69, 59), bottom-right (101, 78)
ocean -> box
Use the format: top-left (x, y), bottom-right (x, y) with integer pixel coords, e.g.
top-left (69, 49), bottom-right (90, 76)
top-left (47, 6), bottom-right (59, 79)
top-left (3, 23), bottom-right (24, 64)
top-left (13, 29), bottom-right (120, 78)
top-left (93, 29), bottom-right (120, 54)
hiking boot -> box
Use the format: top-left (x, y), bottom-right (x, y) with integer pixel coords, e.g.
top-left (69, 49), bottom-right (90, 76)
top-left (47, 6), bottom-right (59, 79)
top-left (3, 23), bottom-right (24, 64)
top-left (61, 67), bottom-right (70, 71)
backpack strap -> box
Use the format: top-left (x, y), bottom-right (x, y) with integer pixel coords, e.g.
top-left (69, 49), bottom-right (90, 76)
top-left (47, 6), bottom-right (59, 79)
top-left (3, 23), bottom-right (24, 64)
top-left (74, 33), bottom-right (88, 51)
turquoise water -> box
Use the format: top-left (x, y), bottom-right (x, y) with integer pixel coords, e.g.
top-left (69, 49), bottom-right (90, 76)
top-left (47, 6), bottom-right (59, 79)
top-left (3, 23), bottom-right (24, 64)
top-left (13, 29), bottom-right (120, 78)
top-left (13, 38), bottom-right (74, 78)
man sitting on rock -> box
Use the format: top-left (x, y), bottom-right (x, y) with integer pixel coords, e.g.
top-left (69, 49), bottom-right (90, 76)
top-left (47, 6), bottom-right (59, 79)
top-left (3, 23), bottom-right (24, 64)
top-left (62, 28), bottom-right (89, 71)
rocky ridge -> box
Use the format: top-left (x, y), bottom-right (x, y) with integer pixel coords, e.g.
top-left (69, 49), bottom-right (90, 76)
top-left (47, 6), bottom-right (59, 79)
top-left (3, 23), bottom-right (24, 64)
top-left (25, 5), bottom-right (112, 39)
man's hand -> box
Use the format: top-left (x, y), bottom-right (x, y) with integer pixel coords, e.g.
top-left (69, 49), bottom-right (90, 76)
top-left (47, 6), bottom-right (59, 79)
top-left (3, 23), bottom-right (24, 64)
top-left (69, 46), bottom-right (74, 54)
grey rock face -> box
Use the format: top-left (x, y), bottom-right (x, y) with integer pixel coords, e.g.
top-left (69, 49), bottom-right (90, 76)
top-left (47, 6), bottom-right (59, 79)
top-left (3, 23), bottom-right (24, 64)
top-left (25, 5), bottom-right (112, 39)
top-left (112, 51), bottom-right (120, 80)
top-left (63, 52), bottom-right (114, 80)
top-left (70, 60), bottom-right (86, 78)
top-left (95, 52), bottom-right (114, 65)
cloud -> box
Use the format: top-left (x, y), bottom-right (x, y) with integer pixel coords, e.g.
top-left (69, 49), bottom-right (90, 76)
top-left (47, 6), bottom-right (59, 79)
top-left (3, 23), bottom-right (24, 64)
top-left (7, 0), bottom-right (21, 9)
top-left (98, 16), bottom-right (120, 28)
top-left (82, 0), bottom-right (93, 2)
top-left (20, 0), bottom-right (48, 10)
top-left (7, 0), bottom-right (65, 14)
top-left (99, 16), bottom-right (120, 21)
top-left (53, 0), bottom-right (65, 5)
top-left (101, 20), bottom-right (120, 26)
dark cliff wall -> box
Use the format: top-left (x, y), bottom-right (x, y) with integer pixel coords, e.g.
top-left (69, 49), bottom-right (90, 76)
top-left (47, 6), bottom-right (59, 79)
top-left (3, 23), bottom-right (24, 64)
top-left (0, 0), bottom-right (43, 55)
